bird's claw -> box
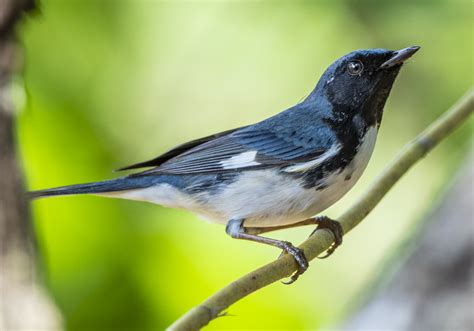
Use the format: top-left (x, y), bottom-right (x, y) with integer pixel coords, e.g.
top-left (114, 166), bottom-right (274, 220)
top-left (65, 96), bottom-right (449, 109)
top-left (278, 241), bottom-right (308, 285)
top-left (277, 216), bottom-right (343, 284)
top-left (309, 216), bottom-right (343, 259)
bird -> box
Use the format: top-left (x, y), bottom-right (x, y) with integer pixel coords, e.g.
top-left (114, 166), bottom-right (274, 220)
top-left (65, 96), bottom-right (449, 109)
top-left (29, 46), bottom-right (420, 283)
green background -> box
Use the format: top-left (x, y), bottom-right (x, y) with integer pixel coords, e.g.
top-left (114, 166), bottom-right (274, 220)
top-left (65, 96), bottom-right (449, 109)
top-left (17, 1), bottom-right (472, 329)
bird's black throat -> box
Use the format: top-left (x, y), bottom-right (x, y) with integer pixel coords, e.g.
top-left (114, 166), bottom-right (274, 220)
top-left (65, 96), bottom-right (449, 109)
top-left (291, 116), bottom-right (371, 190)
top-left (288, 62), bottom-right (402, 190)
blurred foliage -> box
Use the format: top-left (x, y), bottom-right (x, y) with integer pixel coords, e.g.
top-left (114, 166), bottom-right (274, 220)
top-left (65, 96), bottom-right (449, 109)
top-left (16, 1), bottom-right (472, 329)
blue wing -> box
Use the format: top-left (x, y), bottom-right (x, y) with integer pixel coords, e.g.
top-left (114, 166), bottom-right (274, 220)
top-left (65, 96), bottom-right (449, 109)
top-left (129, 104), bottom-right (339, 175)
top-left (117, 127), bottom-right (244, 171)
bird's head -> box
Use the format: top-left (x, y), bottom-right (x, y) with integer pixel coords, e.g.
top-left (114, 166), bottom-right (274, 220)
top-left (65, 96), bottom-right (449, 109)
top-left (311, 46), bottom-right (420, 126)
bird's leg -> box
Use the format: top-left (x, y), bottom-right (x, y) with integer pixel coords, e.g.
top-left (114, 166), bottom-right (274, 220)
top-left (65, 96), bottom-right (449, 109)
top-left (247, 216), bottom-right (344, 259)
top-left (226, 219), bottom-right (308, 284)
top-left (245, 218), bottom-right (317, 235)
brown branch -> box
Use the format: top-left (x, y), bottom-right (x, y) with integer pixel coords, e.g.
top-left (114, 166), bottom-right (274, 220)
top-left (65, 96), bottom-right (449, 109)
top-left (168, 89), bottom-right (474, 330)
top-left (343, 157), bottom-right (474, 330)
top-left (0, 0), bottom-right (62, 328)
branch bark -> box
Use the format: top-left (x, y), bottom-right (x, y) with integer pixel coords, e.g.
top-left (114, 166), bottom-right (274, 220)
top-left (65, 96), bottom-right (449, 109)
top-left (0, 1), bottom-right (62, 329)
top-left (342, 156), bottom-right (474, 330)
top-left (168, 89), bottom-right (474, 330)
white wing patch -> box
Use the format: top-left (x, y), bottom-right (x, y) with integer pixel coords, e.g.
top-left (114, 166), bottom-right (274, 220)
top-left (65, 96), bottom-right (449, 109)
top-left (283, 143), bottom-right (341, 173)
top-left (220, 151), bottom-right (260, 169)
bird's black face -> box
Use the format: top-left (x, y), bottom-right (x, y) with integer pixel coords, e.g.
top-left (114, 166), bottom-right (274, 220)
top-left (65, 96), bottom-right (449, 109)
top-left (319, 46), bottom-right (420, 126)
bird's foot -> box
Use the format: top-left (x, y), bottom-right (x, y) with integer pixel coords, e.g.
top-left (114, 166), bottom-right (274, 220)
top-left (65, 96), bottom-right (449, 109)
top-left (279, 241), bottom-right (308, 285)
top-left (310, 216), bottom-right (343, 259)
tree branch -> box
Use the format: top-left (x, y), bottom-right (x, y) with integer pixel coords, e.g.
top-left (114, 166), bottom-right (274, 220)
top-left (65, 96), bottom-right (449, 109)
top-left (0, 0), bottom-right (62, 328)
top-left (168, 89), bottom-right (474, 331)
top-left (343, 156), bottom-right (474, 330)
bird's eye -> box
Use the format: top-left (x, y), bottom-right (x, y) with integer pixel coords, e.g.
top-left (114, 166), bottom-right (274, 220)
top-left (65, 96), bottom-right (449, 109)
top-left (347, 61), bottom-right (364, 75)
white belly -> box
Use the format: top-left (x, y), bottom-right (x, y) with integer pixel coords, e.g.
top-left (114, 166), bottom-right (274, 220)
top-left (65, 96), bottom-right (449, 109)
top-left (108, 127), bottom-right (378, 227)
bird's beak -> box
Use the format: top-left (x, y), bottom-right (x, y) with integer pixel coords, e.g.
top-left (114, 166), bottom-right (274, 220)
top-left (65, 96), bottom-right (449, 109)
top-left (379, 46), bottom-right (420, 69)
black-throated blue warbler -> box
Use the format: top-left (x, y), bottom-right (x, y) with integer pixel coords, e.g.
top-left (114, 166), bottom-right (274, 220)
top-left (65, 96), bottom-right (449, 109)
top-left (30, 46), bottom-right (420, 283)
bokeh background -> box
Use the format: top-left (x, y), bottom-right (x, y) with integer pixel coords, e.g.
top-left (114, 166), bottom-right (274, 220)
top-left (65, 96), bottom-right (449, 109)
top-left (16, 1), bottom-right (472, 330)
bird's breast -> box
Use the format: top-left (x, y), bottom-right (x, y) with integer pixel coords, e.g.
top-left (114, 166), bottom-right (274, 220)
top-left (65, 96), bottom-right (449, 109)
top-left (193, 126), bottom-right (378, 226)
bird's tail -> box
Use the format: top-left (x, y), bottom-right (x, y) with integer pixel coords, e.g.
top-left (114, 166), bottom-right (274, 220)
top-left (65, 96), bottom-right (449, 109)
top-left (28, 176), bottom-right (156, 199)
